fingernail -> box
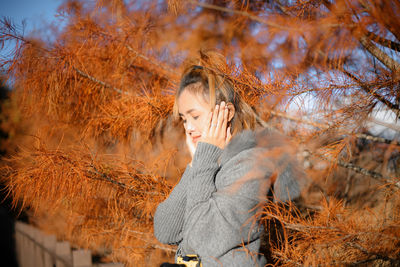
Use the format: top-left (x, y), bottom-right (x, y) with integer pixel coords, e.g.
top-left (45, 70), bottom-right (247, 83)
top-left (215, 105), bottom-right (219, 109)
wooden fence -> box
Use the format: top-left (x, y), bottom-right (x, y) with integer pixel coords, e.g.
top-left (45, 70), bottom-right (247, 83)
top-left (15, 221), bottom-right (124, 267)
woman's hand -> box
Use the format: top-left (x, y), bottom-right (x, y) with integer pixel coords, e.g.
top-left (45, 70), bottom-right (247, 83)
top-left (200, 101), bottom-right (232, 149)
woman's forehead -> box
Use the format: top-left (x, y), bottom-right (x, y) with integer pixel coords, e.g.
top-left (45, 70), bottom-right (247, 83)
top-left (178, 90), bottom-right (210, 114)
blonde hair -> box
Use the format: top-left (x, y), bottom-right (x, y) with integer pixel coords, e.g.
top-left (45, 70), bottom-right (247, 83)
top-left (173, 50), bottom-right (262, 136)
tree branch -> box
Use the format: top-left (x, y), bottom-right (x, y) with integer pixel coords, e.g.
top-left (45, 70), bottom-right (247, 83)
top-left (267, 109), bottom-right (398, 145)
top-left (312, 151), bottom-right (400, 189)
top-left (322, 0), bottom-right (400, 76)
top-left (368, 117), bottom-right (400, 132)
top-left (123, 229), bottom-right (176, 252)
top-left (261, 110), bottom-right (398, 186)
top-left (342, 70), bottom-right (400, 117)
top-left (357, 0), bottom-right (400, 43)
top-left (187, 0), bottom-right (289, 30)
top-left (366, 31), bottom-right (400, 53)
top-left (87, 165), bottom-right (164, 196)
top-left (347, 242), bottom-right (399, 266)
top-left (125, 45), bottom-right (177, 80)
top-left (358, 36), bottom-right (400, 76)
top-left (73, 67), bottom-right (130, 95)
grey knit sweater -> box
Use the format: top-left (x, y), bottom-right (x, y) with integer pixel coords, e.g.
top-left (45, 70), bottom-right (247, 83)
top-left (154, 128), bottom-right (302, 266)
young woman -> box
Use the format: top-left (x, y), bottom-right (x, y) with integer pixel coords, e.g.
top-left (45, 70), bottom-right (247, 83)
top-left (154, 52), bottom-right (301, 266)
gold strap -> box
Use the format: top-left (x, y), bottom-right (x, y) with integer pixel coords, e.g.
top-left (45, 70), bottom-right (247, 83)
top-left (176, 254), bottom-right (202, 267)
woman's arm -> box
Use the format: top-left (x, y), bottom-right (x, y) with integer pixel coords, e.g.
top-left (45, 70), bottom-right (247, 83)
top-left (185, 142), bottom-right (222, 213)
top-left (153, 102), bottom-right (228, 245)
top-left (153, 166), bottom-right (192, 244)
top-left (182, 144), bottom-right (268, 262)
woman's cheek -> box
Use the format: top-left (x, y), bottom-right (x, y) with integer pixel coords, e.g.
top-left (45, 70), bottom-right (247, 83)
top-left (199, 116), bottom-right (208, 132)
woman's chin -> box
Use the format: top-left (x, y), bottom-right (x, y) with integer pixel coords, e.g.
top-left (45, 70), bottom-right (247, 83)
top-left (192, 137), bottom-right (201, 144)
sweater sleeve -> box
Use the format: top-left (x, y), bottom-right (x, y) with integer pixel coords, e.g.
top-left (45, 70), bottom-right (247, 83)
top-left (182, 147), bottom-right (268, 264)
top-left (185, 142), bottom-right (222, 213)
top-left (153, 165), bottom-right (192, 244)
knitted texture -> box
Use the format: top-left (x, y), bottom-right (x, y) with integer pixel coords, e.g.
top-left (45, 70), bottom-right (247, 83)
top-left (154, 129), bottom-right (302, 266)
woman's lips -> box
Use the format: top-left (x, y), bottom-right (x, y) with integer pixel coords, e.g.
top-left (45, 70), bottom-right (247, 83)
top-left (192, 136), bottom-right (201, 143)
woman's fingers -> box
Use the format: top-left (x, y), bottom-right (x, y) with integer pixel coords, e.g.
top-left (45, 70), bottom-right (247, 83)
top-left (215, 102), bottom-right (229, 139)
top-left (201, 101), bottom-right (231, 149)
top-left (221, 103), bottom-right (228, 136)
top-left (210, 104), bottom-right (219, 134)
top-left (203, 111), bottom-right (212, 136)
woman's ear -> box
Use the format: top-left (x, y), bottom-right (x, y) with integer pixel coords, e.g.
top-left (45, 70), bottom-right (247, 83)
top-left (226, 102), bottom-right (235, 122)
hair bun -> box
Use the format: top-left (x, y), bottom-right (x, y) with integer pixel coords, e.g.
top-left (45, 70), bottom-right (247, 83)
top-left (199, 49), bottom-right (227, 71)
top-left (181, 49), bottom-right (227, 77)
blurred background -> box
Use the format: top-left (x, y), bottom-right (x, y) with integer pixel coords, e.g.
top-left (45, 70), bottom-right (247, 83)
top-left (0, 0), bottom-right (399, 266)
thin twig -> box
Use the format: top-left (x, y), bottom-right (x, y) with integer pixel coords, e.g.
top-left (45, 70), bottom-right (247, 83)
top-left (272, 251), bottom-right (305, 267)
top-left (187, 0), bottom-right (289, 30)
top-left (264, 213), bottom-right (341, 233)
top-left (368, 117), bottom-right (400, 132)
top-left (347, 242), bottom-right (399, 266)
top-left (73, 65), bottom-right (170, 119)
top-left (87, 165), bottom-right (164, 196)
top-left (343, 170), bottom-right (352, 207)
top-left (202, 66), bottom-right (397, 145)
top-left (126, 230), bottom-right (176, 252)
top-left (342, 70), bottom-right (400, 117)
top-left (268, 110), bottom-right (329, 130)
top-left (259, 110), bottom-right (399, 185)
top-left (271, 221), bottom-right (400, 266)
top-left (125, 45), bottom-right (177, 79)
top-left (357, 133), bottom-right (397, 145)
top-left (127, 229), bottom-right (150, 236)
top-left (206, 64), bottom-right (398, 145)
top-left (150, 244), bottom-right (176, 252)
top-left (347, 257), bottom-right (385, 266)
top-left (322, 0), bottom-right (400, 77)
top-left (73, 67), bottom-right (131, 95)
top-left (267, 110), bottom-right (398, 145)
top-left (366, 31), bottom-right (400, 53)
top-left (359, 36), bottom-right (400, 77)
top-left (312, 151), bottom-right (400, 189)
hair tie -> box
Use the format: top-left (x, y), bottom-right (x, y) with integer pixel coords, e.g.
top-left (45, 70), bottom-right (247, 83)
top-left (192, 65), bottom-right (203, 70)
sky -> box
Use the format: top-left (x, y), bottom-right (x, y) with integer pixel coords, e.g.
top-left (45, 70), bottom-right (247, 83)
top-left (0, 0), bottom-right (65, 61)
top-left (0, 0), bottom-right (63, 34)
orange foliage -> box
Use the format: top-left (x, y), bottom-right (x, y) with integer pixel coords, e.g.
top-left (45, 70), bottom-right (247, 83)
top-left (1, 0), bottom-right (399, 266)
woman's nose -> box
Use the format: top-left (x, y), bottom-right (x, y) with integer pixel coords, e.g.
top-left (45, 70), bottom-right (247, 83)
top-left (185, 120), bottom-right (195, 132)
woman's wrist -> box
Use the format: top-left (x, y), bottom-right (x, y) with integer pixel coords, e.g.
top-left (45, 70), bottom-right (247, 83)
top-left (192, 142), bottom-right (222, 168)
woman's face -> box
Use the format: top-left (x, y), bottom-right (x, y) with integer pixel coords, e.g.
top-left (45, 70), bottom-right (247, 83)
top-left (177, 89), bottom-right (211, 145)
